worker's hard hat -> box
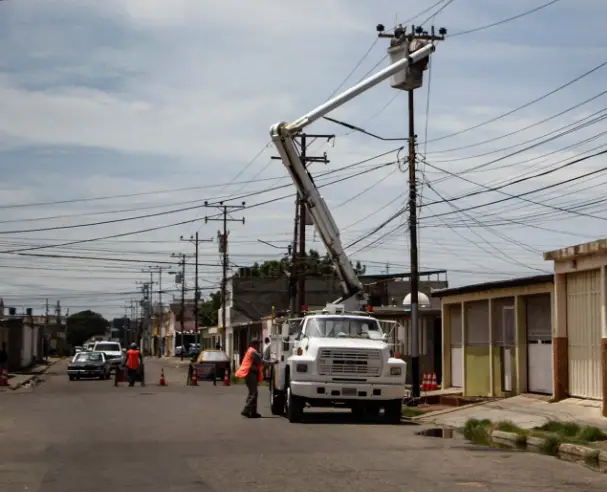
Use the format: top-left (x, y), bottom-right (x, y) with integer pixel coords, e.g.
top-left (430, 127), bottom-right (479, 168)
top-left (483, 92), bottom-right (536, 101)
top-left (130, 343), bottom-right (137, 349)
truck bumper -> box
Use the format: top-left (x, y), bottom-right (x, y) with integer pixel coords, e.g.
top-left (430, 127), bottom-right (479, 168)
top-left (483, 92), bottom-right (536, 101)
top-left (290, 380), bottom-right (404, 401)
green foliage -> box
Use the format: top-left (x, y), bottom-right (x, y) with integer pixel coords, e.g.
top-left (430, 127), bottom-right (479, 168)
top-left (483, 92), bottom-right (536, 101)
top-left (239, 249), bottom-right (366, 278)
top-left (577, 426), bottom-right (607, 442)
top-left (199, 291), bottom-right (221, 327)
top-left (539, 436), bottom-right (562, 456)
top-left (66, 310), bottom-right (108, 347)
top-left (463, 418), bottom-right (492, 445)
top-left (495, 421), bottom-right (521, 433)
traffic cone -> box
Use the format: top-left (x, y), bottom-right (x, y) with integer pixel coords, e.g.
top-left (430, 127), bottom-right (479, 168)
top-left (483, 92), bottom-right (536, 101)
top-left (223, 370), bottom-right (230, 386)
top-left (0, 367), bottom-right (8, 387)
top-left (421, 372), bottom-right (429, 392)
top-left (429, 372), bottom-right (438, 391)
top-left (159, 368), bottom-right (167, 386)
top-left (190, 370), bottom-right (198, 386)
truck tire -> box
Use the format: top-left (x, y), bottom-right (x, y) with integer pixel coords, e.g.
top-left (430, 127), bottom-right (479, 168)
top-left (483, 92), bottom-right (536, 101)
top-left (285, 382), bottom-right (304, 423)
top-left (384, 399), bottom-right (402, 424)
top-left (269, 368), bottom-right (285, 416)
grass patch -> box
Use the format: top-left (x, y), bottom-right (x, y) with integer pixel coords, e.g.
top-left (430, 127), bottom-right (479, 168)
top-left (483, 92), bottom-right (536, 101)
top-left (463, 418), bottom-right (492, 445)
top-left (495, 421), bottom-right (523, 434)
top-left (402, 407), bottom-right (425, 418)
top-left (533, 421), bottom-right (607, 445)
top-left (539, 435), bottom-right (562, 456)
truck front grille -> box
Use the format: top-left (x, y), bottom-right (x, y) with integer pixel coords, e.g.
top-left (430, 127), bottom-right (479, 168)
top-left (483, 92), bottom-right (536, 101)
top-left (318, 348), bottom-right (382, 377)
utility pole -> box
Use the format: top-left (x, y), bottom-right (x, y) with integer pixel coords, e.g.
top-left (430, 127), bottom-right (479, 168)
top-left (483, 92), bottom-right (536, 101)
top-left (377, 22), bottom-right (445, 399)
top-left (143, 266), bottom-right (166, 357)
top-left (44, 298), bottom-right (49, 362)
top-left (204, 201), bottom-right (245, 352)
top-left (181, 233), bottom-right (213, 346)
top-left (171, 253), bottom-right (187, 360)
top-left (271, 133), bottom-right (334, 316)
top-left (55, 301), bottom-right (63, 356)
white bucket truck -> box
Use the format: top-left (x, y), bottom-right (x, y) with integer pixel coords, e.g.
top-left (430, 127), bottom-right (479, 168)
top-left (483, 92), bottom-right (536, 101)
top-left (269, 304), bottom-right (406, 423)
top-left (268, 29), bottom-right (440, 422)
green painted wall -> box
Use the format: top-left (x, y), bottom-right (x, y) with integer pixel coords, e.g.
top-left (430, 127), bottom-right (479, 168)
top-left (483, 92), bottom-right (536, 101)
top-left (464, 346), bottom-right (491, 396)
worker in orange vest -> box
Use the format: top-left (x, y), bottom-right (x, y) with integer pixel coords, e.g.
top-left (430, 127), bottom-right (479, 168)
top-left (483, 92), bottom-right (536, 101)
top-left (235, 338), bottom-right (276, 418)
top-left (126, 343), bottom-right (144, 387)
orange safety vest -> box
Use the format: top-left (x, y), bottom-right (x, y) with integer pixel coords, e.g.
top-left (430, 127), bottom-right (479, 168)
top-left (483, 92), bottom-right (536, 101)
top-left (235, 347), bottom-right (263, 382)
top-left (126, 349), bottom-right (140, 370)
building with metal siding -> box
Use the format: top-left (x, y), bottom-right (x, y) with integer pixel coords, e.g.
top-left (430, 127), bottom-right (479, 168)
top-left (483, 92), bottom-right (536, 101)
top-left (431, 275), bottom-right (554, 398)
top-left (544, 239), bottom-right (607, 417)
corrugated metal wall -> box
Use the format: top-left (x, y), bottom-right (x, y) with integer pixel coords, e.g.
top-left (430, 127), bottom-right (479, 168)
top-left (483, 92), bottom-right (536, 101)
top-left (567, 270), bottom-right (602, 400)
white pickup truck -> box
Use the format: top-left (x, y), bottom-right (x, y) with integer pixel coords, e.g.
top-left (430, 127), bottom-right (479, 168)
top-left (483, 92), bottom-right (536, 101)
top-left (269, 305), bottom-right (406, 423)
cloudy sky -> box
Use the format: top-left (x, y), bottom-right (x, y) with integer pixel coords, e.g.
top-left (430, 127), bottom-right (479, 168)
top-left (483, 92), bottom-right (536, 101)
top-left (1, 0), bottom-right (606, 320)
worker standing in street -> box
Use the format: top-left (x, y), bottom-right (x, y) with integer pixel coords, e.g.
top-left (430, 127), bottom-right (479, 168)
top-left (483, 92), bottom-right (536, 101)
top-left (235, 338), bottom-right (275, 418)
top-left (126, 343), bottom-right (144, 387)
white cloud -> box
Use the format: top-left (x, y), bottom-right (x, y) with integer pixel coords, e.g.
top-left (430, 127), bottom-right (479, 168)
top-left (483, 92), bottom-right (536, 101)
top-left (1, 0), bottom-right (606, 318)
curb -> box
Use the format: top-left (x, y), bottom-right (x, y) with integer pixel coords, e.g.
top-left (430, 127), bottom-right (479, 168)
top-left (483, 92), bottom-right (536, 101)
top-left (9, 360), bottom-right (59, 390)
top-left (412, 399), bottom-right (496, 422)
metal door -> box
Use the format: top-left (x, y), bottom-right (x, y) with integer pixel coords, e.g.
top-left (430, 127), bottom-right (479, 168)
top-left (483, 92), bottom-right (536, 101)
top-left (450, 305), bottom-right (463, 388)
top-left (526, 294), bottom-right (553, 394)
top-left (567, 270), bottom-right (602, 399)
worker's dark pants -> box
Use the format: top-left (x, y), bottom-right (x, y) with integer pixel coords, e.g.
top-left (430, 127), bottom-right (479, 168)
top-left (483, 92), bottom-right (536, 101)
top-left (243, 372), bottom-right (259, 414)
top-left (128, 368), bottom-right (137, 387)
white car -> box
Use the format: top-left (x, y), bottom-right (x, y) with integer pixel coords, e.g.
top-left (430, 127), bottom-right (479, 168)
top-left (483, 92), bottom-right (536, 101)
top-left (92, 341), bottom-right (123, 370)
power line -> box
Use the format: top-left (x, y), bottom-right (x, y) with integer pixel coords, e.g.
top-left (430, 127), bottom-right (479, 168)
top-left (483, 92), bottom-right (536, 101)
top-left (449, 0), bottom-right (562, 38)
top-left (423, 58), bottom-right (607, 145)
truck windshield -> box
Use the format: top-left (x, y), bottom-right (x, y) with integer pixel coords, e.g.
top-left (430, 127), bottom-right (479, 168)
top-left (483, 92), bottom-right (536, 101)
top-left (305, 317), bottom-right (383, 339)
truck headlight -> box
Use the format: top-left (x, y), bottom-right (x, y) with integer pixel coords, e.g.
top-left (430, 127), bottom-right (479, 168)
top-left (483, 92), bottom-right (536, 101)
top-left (390, 367), bottom-right (402, 376)
top-left (296, 363), bottom-right (308, 373)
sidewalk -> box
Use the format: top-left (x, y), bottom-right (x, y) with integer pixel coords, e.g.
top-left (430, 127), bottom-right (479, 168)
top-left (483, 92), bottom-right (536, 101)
top-left (417, 394), bottom-right (607, 432)
top-left (3, 357), bottom-right (61, 390)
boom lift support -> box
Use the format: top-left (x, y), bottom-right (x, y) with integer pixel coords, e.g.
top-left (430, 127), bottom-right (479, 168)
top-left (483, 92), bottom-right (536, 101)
top-left (270, 41), bottom-right (436, 303)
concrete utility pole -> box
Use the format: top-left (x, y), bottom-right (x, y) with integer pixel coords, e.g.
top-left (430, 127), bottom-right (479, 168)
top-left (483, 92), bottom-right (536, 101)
top-left (204, 201), bottom-right (245, 352)
top-left (377, 22), bottom-right (445, 399)
top-left (271, 133), bottom-right (334, 316)
top-left (170, 253), bottom-right (187, 360)
top-left (181, 233), bottom-right (213, 346)
top-left (143, 266), bottom-right (166, 357)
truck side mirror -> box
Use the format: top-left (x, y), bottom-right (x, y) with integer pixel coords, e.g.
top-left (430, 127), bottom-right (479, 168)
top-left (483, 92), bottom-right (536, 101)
top-left (382, 333), bottom-right (389, 342)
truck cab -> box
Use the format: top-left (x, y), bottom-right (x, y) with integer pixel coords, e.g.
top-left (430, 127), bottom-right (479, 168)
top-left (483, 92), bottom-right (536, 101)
top-left (269, 305), bottom-right (406, 423)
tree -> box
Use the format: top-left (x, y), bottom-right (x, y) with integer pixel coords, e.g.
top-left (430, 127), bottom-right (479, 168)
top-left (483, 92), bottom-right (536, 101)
top-left (236, 249), bottom-right (366, 278)
top-left (66, 310), bottom-right (109, 347)
top-left (199, 291), bottom-right (221, 327)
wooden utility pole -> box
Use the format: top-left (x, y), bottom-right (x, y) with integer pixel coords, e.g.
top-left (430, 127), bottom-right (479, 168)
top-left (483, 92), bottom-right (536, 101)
top-left (204, 201), bottom-right (245, 352)
top-left (377, 22), bottom-right (445, 399)
top-left (181, 233), bottom-right (213, 347)
top-left (271, 133), bottom-right (334, 316)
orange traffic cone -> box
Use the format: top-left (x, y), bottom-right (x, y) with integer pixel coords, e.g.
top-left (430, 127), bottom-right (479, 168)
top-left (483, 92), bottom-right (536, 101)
top-left (159, 368), bottom-right (167, 386)
top-left (223, 370), bottom-right (230, 386)
top-left (190, 370), bottom-right (198, 386)
top-left (429, 372), bottom-right (438, 391)
top-left (0, 367), bottom-right (8, 387)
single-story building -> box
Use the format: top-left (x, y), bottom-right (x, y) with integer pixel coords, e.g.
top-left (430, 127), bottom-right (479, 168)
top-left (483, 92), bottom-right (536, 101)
top-left (544, 238), bottom-right (607, 417)
top-left (432, 274), bottom-right (554, 398)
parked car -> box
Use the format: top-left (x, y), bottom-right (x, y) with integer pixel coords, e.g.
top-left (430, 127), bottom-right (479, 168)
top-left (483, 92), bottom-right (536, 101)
top-left (68, 351), bottom-right (111, 380)
top-left (194, 349), bottom-right (230, 380)
top-left (92, 341), bottom-right (123, 372)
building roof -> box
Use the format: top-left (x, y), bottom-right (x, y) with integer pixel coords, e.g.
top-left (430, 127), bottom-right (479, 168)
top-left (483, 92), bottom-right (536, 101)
top-left (543, 238), bottom-right (607, 261)
top-left (430, 274), bottom-right (554, 298)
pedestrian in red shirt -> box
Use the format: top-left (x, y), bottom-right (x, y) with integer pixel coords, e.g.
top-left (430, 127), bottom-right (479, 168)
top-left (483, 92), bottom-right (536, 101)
top-left (126, 343), bottom-right (143, 387)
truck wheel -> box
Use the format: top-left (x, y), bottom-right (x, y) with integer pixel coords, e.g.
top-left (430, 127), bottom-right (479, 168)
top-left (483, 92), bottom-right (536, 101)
top-left (269, 369), bottom-right (285, 416)
top-left (384, 399), bottom-right (402, 424)
top-left (69, 375), bottom-right (75, 381)
top-left (285, 384), bottom-right (304, 423)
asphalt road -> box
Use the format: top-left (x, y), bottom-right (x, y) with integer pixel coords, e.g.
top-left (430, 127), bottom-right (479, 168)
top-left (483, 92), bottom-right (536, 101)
top-left (1, 359), bottom-right (606, 492)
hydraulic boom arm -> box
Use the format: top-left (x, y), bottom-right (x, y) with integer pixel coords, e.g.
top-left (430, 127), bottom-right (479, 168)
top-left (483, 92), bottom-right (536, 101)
top-left (270, 42), bottom-right (435, 301)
